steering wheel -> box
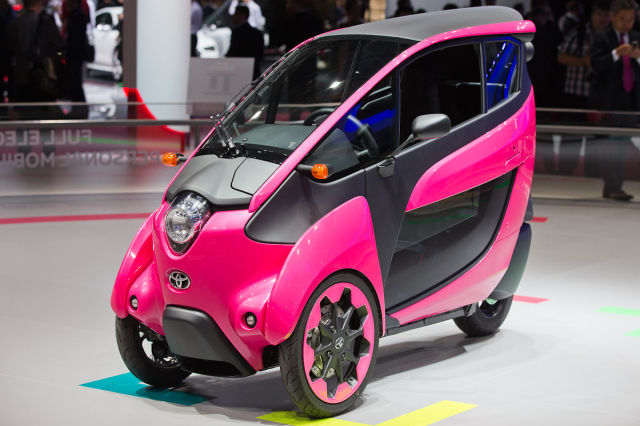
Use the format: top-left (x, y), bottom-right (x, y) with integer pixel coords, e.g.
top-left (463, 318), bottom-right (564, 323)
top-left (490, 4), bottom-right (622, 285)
top-left (303, 108), bottom-right (336, 126)
top-left (346, 115), bottom-right (379, 158)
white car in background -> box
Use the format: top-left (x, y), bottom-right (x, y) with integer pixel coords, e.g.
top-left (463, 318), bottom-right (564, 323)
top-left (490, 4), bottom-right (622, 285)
top-left (87, 6), bottom-right (123, 80)
top-left (196, 0), bottom-right (267, 59)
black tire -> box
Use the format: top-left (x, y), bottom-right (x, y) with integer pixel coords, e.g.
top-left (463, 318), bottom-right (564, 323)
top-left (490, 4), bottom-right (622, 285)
top-left (454, 296), bottom-right (513, 337)
top-left (115, 316), bottom-right (191, 387)
top-left (278, 273), bottom-right (380, 418)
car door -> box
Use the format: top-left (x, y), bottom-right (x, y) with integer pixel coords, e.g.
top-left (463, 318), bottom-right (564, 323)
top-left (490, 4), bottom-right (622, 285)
top-left (363, 39), bottom-right (525, 313)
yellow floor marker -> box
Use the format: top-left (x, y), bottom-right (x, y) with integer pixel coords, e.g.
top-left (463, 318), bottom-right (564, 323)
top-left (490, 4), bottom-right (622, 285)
top-left (258, 411), bottom-right (368, 426)
top-left (376, 401), bottom-right (477, 426)
top-left (258, 400), bottom-right (476, 426)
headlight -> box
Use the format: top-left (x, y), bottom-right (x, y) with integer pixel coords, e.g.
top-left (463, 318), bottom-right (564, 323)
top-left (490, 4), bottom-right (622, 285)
top-left (165, 192), bottom-right (212, 254)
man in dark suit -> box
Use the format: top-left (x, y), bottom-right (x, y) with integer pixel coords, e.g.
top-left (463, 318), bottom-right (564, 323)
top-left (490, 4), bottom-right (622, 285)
top-left (226, 5), bottom-right (263, 80)
top-left (589, 0), bottom-right (639, 201)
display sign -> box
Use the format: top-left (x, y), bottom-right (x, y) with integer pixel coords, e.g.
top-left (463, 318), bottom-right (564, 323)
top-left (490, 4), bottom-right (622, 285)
top-left (0, 124), bottom-right (183, 196)
top-left (187, 57), bottom-right (254, 117)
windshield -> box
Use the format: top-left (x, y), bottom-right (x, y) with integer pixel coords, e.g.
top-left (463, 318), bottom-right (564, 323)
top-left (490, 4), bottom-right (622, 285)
top-left (196, 38), bottom-right (409, 163)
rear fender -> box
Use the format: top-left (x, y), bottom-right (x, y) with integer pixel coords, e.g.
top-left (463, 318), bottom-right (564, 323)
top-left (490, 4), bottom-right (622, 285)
top-left (263, 196), bottom-right (385, 345)
top-left (111, 212), bottom-right (157, 318)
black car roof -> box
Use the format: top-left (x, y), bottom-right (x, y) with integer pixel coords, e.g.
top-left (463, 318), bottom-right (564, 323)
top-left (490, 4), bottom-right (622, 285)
top-left (317, 6), bottom-right (524, 44)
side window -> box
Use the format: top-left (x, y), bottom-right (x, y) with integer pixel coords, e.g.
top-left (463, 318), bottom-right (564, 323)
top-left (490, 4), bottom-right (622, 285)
top-left (484, 40), bottom-right (520, 109)
top-left (345, 41), bottom-right (407, 97)
top-left (303, 77), bottom-right (396, 177)
top-left (399, 44), bottom-right (482, 141)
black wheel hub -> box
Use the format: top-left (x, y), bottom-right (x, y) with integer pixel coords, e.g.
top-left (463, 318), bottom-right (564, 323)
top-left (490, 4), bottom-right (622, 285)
top-left (307, 289), bottom-right (371, 397)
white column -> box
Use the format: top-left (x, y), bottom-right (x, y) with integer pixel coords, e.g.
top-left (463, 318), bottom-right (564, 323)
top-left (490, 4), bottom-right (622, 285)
top-left (136, 0), bottom-right (190, 121)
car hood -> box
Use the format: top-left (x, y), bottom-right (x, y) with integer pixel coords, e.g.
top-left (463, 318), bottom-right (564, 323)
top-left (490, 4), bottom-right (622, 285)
top-left (165, 155), bottom-right (279, 207)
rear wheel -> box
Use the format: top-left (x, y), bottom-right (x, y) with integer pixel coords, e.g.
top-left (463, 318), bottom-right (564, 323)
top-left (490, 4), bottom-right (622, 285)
top-left (278, 274), bottom-right (380, 418)
top-left (454, 296), bottom-right (513, 337)
top-left (115, 316), bottom-right (191, 387)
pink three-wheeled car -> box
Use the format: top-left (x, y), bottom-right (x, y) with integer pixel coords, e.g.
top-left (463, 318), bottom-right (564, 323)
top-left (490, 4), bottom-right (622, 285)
top-left (111, 6), bottom-right (536, 417)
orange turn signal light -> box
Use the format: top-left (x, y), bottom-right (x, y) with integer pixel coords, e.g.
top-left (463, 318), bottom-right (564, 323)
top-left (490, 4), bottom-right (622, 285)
top-left (162, 152), bottom-right (179, 167)
top-left (311, 163), bottom-right (329, 180)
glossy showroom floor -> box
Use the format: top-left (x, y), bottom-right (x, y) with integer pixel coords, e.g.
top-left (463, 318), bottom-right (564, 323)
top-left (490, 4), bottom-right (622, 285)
top-left (1, 189), bottom-right (639, 425)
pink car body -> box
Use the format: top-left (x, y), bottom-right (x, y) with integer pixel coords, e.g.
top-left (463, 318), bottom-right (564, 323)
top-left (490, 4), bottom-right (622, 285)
top-left (112, 6), bottom-right (535, 414)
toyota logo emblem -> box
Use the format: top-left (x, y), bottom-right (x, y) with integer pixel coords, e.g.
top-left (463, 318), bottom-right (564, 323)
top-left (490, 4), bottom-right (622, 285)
top-left (169, 271), bottom-right (191, 290)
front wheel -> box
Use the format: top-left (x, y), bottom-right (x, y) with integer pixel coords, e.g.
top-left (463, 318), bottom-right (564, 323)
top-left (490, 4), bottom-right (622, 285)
top-left (115, 316), bottom-right (191, 387)
top-left (454, 295), bottom-right (513, 337)
top-left (278, 274), bottom-right (380, 418)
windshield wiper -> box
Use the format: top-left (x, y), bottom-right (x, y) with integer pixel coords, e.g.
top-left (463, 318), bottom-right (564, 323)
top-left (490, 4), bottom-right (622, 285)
top-left (210, 114), bottom-right (235, 150)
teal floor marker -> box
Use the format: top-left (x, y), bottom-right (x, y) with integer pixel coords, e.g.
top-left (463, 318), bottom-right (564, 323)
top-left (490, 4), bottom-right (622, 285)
top-left (81, 373), bottom-right (208, 406)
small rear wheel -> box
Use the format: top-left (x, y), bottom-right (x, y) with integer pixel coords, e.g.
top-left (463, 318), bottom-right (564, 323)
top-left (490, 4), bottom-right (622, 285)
top-left (278, 274), bottom-right (380, 418)
top-left (115, 316), bottom-right (191, 387)
top-left (454, 296), bottom-right (513, 337)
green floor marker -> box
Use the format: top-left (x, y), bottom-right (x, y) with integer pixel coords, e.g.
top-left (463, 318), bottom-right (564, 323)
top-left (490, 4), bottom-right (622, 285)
top-left (597, 307), bottom-right (640, 317)
top-left (625, 329), bottom-right (640, 337)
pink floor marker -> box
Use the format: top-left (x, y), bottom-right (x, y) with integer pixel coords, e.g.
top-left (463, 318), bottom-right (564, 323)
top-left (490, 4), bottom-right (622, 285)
top-left (513, 295), bottom-right (549, 303)
top-left (531, 217), bottom-right (548, 223)
top-left (0, 213), bottom-right (151, 225)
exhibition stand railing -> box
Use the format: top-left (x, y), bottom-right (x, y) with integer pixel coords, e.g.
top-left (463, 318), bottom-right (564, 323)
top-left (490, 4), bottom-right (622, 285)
top-left (0, 104), bottom-right (639, 201)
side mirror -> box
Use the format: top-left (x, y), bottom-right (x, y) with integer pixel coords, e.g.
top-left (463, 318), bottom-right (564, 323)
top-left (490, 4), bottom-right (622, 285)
top-left (412, 114), bottom-right (451, 141)
top-left (525, 42), bottom-right (535, 62)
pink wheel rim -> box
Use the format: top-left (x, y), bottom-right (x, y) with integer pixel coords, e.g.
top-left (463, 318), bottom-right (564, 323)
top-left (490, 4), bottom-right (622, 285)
top-left (302, 282), bottom-right (375, 404)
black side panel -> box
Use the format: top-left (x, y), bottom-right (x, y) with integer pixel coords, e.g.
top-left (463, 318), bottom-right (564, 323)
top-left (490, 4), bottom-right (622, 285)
top-left (245, 170), bottom-right (366, 244)
top-left (385, 172), bottom-right (514, 310)
top-left (364, 114), bottom-right (487, 289)
top-left (385, 305), bottom-right (475, 335)
top-left (490, 223), bottom-right (532, 300)
top-left (162, 306), bottom-right (255, 377)
top-left (365, 81), bottom-right (531, 289)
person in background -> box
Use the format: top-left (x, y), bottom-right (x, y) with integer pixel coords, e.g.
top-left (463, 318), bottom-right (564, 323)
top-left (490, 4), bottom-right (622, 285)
top-left (589, 0), bottom-right (640, 201)
top-left (226, 5), bottom-right (263, 80)
top-left (526, 3), bottom-right (563, 108)
top-left (229, 0), bottom-right (264, 30)
top-left (48, 0), bottom-right (63, 29)
top-left (558, 1), bottom-right (583, 35)
top-left (338, 0), bottom-right (362, 27)
top-left (191, 0), bottom-right (203, 57)
top-left (64, 0), bottom-right (89, 118)
top-left (6, 0), bottom-right (66, 119)
top-left (393, 0), bottom-right (413, 17)
top-left (513, 2), bottom-right (525, 16)
top-left (329, 0), bottom-right (346, 29)
top-left (556, 0), bottom-right (611, 176)
top-left (284, 0), bottom-right (322, 52)
top-left (0, 0), bottom-right (16, 103)
top-left (202, 0), bottom-right (217, 21)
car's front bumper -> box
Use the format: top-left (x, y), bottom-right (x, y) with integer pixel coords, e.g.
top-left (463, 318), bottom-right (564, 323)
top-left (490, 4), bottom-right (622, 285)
top-left (162, 305), bottom-right (256, 377)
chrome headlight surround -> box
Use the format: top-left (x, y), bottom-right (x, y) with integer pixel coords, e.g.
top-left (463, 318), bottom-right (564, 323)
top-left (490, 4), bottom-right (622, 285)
top-left (165, 192), bottom-right (212, 254)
